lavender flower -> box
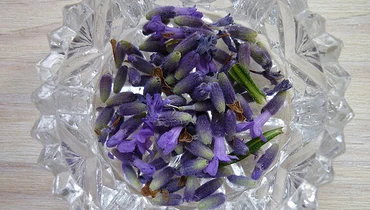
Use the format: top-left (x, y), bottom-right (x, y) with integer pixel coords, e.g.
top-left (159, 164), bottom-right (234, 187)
top-left (119, 40), bottom-right (143, 57)
top-left (100, 74), bottom-right (112, 103)
top-left (191, 82), bottom-right (211, 101)
top-left (177, 158), bottom-right (209, 176)
top-left (174, 50), bottom-right (200, 80)
top-left (227, 137), bottom-right (249, 155)
top-left (173, 32), bottom-right (201, 55)
top-left (132, 157), bottom-right (156, 176)
top-left (197, 193), bottom-right (226, 210)
top-left (225, 24), bottom-right (258, 43)
top-left (174, 15), bottom-right (204, 27)
top-left (128, 54), bottom-right (156, 75)
top-left (117, 101), bottom-right (147, 116)
top-left (105, 92), bottom-right (137, 107)
top-left (250, 42), bottom-right (272, 71)
top-left (212, 13), bottom-right (234, 26)
top-left (196, 115), bottom-right (212, 145)
top-left (143, 77), bottom-right (162, 96)
top-left (236, 91), bottom-right (287, 141)
top-left (184, 175), bottom-right (198, 202)
top-left (227, 175), bottom-right (256, 187)
top-left (150, 166), bottom-right (176, 190)
top-left (113, 65), bottom-right (128, 93)
top-left (146, 6), bottom-right (176, 20)
top-left (218, 72), bottom-right (236, 104)
top-left (174, 6), bottom-right (203, 18)
top-left (127, 67), bottom-right (141, 86)
top-left (173, 71), bottom-right (204, 95)
top-left (152, 193), bottom-right (183, 206)
top-left (157, 126), bottom-right (183, 155)
top-left (237, 42), bottom-right (251, 68)
top-left (251, 143), bottom-right (279, 180)
top-left (193, 178), bottom-right (224, 201)
top-left (150, 52), bottom-right (165, 66)
top-left (185, 140), bottom-right (214, 160)
top-left (218, 31), bottom-right (237, 52)
top-left (236, 93), bottom-right (254, 121)
top-left (161, 51), bottom-right (182, 73)
top-left (225, 109), bottom-right (236, 141)
top-left (209, 82), bottom-right (225, 113)
top-left (94, 106), bottom-right (114, 130)
top-left (196, 35), bottom-right (217, 61)
top-left (122, 164), bottom-right (141, 188)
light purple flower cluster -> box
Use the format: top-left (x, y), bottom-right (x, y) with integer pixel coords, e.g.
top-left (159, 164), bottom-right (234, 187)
top-left (95, 6), bottom-right (291, 209)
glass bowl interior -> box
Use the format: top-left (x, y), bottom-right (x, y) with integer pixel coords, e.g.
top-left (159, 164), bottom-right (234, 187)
top-left (32, 0), bottom-right (353, 209)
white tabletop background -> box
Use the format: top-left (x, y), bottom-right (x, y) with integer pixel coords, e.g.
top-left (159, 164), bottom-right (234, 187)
top-left (0, 0), bottom-right (369, 209)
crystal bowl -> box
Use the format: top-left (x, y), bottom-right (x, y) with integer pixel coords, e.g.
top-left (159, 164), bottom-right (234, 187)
top-left (32, 0), bottom-right (353, 209)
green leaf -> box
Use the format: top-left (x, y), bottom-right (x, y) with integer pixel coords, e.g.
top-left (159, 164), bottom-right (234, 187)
top-left (220, 127), bottom-right (283, 166)
top-left (228, 63), bottom-right (267, 104)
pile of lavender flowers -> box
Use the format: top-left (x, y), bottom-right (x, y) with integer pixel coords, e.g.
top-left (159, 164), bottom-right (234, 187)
top-left (95, 5), bottom-right (291, 209)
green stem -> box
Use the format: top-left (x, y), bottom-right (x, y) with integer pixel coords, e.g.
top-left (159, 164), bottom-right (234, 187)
top-left (228, 63), bottom-right (267, 105)
top-left (220, 127), bottom-right (283, 166)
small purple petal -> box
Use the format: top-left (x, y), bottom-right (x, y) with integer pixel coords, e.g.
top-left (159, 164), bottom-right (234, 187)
top-left (193, 178), bottom-right (224, 201)
top-left (197, 193), bottom-right (226, 210)
top-left (219, 31), bottom-right (237, 53)
top-left (117, 139), bottom-right (136, 153)
top-left (100, 74), bottom-right (112, 103)
top-left (105, 92), bottom-right (137, 107)
top-left (228, 137), bottom-right (249, 155)
top-left (127, 67), bottom-right (141, 86)
top-left (191, 82), bottom-right (211, 101)
top-left (139, 40), bottom-right (166, 52)
top-left (150, 166), bottom-right (176, 190)
top-left (213, 136), bottom-right (231, 162)
top-left (210, 82), bottom-right (225, 113)
top-left (157, 126), bottom-right (183, 155)
top-left (211, 112), bottom-right (225, 137)
top-left (212, 13), bottom-right (234, 26)
top-left (132, 158), bottom-right (156, 176)
top-left (261, 90), bottom-right (287, 115)
top-left (146, 93), bottom-right (164, 116)
top-left (204, 157), bottom-right (219, 176)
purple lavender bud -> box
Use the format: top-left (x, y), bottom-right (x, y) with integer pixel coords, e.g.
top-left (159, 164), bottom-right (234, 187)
top-left (174, 51), bottom-right (200, 80)
top-left (219, 58), bottom-right (237, 73)
top-left (146, 6), bottom-right (176, 20)
top-left (213, 48), bottom-right (230, 64)
top-left (185, 140), bottom-right (214, 160)
top-left (149, 157), bottom-right (168, 170)
top-left (191, 82), bottom-right (211, 101)
top-left (236, 93), bottom-right (254, 121)
top-left (164, 95), bottom-right (187, 106)
top-left (198, 193), bottom-right (226, 210)
top-left (238, 42), bottom-right (251, 68)
top-left (252, 143), bottom-right (279, 180)
top-left (113, 65), bottom-right (128, 93)
top-left (127, 67), bottom-right (141, 86)
top-left (122, 164), bottom-right (141, 188)
top-left (265, 79), bottom-right (292, 96)
top-left (139, 40), bottom-right (165, 52)
top-left (98, 128), bottom-right (111, 145)
top-left (218, 31), bottom-right (237, 52)
top-left (174, 6), bottom-right (203, 18)
top-left (180, 100), bottom-right (215, 112)
top-left (119, 40), bottom-right (143, 57)
top-left (261, 90), bottom-right (287, 115)
top-left (165, 39), bottom-right (181, 53)
top-left (117, 101), bottom-right (147, 116)
top-left (157, 126), bottom-right (183, 155)
top-left (227, 175), bottom-right (255, 187)
top-left (193, 178), bottom-right (224, 201)
top-left (132, 158), bottom-right (156, 176)
top-left (210, 82), bottom-right (226, 113)
top-left (184, 175), bottom-right (198, 202)
top-left (250, 42), bottom-right (272, 71)
top-left (183, 26), bottom-right (214, 36)
top-left (143, 77), bottom-right (162, 96)
top-left (212, 13), bottom-right (234, 26)
top-left (164, 177), bottom-right (186, 193)
top-left (133, 75), bottom-right (152, 87)
top-left (100, 74), bottom-right (112, 103)
top-left (196, 57), bottom-right (217, 75)
top-left (150, 52), bottom-right (165, 66)
top-left (196, 115), bottom-right (212, 145)
top-left (165, 74), bottom-right (177, 85)
top-left (161, 51), bottom-right (182, 73)
top-left (173, 32), bottom-right (201, 55)
top-left (196, 35), bottom-right (217, 60)
top-left (106, 113), bottom-right (145, 147)
top-left (177, 158), bottom-right (208, 176)
top-left (211, 112), bottom-right (226, 137)
top-left (114, 41), bottom-right (126, 68)
top-left (128, 54), bottom-right (155, 75)
top-left (228, 137), bottom-right (249, 155)
top-left (174, 15), bottom-right (204, 27)
top-left (142, 21), bottom-right (154, 35)
top-left (225, 24), bottom-right (258, 42)
top-left (218, 72), bottom-right (236, 104)
top-left (225, 109), bottom-right (236, 141)
top-left (105, 92), bottom-right (137, 107)
top-left (150, 166), bottom-right (176, 190)
top-left (173, 71), bottom-right (204, 95)
top-left (152, 193), bottom-right (183, 206)
top-left (94, 106), bottom-right (114, 130)
top-left (149, 111), bottom-right (193, 127)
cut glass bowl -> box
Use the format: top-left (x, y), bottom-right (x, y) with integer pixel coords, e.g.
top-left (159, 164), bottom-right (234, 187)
top-left (31, 0), bottom-right (353, 209)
